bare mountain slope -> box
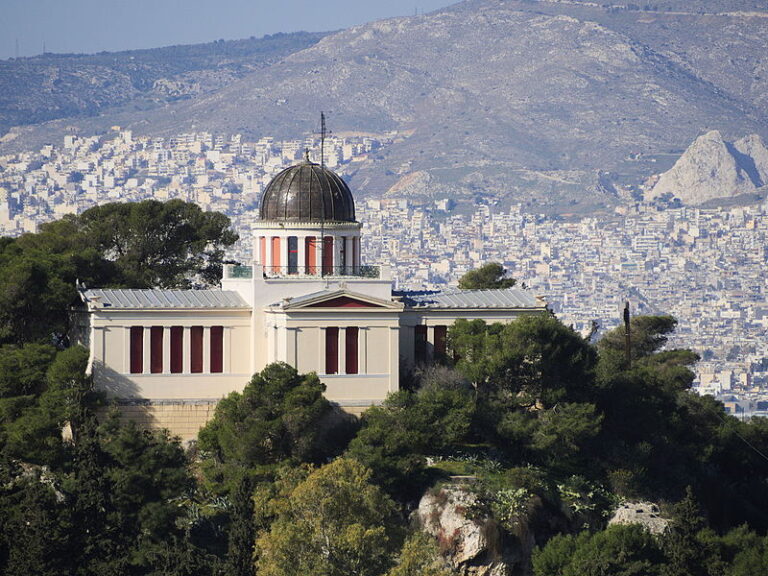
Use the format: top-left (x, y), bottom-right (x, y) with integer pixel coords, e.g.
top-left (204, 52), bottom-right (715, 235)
top-left (3, 0), bottom-right (768, 211)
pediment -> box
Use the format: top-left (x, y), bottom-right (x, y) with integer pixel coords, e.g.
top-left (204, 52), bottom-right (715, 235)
top-left (280, 290), bottom-right (403, 311)
top-left (306, 296), bottom-right (381, 308)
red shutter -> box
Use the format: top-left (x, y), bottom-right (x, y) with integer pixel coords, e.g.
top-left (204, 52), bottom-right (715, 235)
top-left (271, 237), bottom-right (281, 271)
top-left (130, 326), bottom-right (143, 374)
top-left (210, 326), bottom-right (223, 374)
top-left (414, 325), bottom-right (428, 364)
top-left (190, 326), bottom-right (203, 373)
top-left (305, 236), bottom-right (317, 275)
top-left (150, 326), bottom-right (163, 374)
top-left (322, 236), bottom-right (334, 275)
top-left (325, 327), bottom-right (339, 375)
top-left (259, 236), bottom-right (266, 265)
top-left (345, 327), bottom-right (359, 375)
top-left (434, 325), bottom-right (447, 359)
top-left (170, 326), bottom-right (183, 373)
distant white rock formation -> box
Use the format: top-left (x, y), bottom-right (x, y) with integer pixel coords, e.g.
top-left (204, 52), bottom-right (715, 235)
top-left (647, 130), bottom-right (768, 205)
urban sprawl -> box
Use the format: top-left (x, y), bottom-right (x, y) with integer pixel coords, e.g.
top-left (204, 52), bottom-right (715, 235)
top-left (1, 129), bottom-right (767, 417)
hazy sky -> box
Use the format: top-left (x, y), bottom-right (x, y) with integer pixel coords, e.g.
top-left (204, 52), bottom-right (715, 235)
top-left (2, 0), bottom-right (458, 59)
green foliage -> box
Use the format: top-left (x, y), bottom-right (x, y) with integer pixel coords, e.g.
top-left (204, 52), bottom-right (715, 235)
top-left (449, 315), bottom-right (596, 406)
top-left (256, 458), bottom-right (402, 576)
top-left (225, 477), bottom-right (256, 576)
top-left (347, 386), bottom-right (475, 498)
top-left (0, 199), bottom-right (237, 345)
top-left (534, 525), bottom-right (664, 576)
top-left (71, 199), bottom-right (238, 288)
top-left (1, 345), bottom-right (92, 465)
top-left (197, 362), bottom-right (340, 489)
top-left (386, 531), bottom-right (454, 576)
top-left (0, 344), bottom-right (57, 397)
top-left (458, 262), bottom-right (516, 290)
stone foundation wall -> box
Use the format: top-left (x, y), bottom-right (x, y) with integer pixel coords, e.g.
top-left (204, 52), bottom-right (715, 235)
top-left (98, 402), bottom-right (219, 442)
top-left (99, 401), bottom-right (371, 442)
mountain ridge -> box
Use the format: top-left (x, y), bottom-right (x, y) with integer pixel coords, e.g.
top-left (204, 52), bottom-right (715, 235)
top-left (3, 0), bottom-right (768, 212)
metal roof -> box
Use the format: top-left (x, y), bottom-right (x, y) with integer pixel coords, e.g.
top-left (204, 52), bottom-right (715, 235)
top-left (397, 288), bottom-right (545, 310)
top-left (82, 289), bottom-right (250, 309)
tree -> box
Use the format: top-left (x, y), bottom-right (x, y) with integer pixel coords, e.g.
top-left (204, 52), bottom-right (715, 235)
top-left (448, 315), bottom-right (597, 406)
top-left (662, 487), bottom-right (707, 576)
top-left (386, 531), bottom-right (454, 576)
top-left (0, 199), bottom-right (237, 345)
top-left (225, 477), bottom-right (256, 576)
top-left (71, 199), bottom-right (238, 288)
top-left (533, 525), bottom-right (664, 576)
top-left (458, 262), bottom-right (516, 290)
top-left (256, 458), bottom-right (402, 576)
top-left (197, 363), bottom-right (338, 489)
top-left (0, 344), bottom-right (57, 398)
top-left (346, 386), bottom-right (475, 498)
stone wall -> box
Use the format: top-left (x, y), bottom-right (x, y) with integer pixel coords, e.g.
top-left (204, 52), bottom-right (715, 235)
top-left (98, 401), bottom-right (219, 442)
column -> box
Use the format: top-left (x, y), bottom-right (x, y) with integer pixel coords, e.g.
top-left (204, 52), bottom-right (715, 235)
top-left (427, 326), bottom-right (436, 364)
top-left (360, 327), bottom-right (368, 374)
top-left (318, 327), bottom-right (326, 374)
top-left (224, 326), bottom-right (232, 373)
top-left (339, 327), bottom-right (348, 375)
top-left (345, 236), bottom-right (355, 274)
top-left (123, 326), bottom-right (132, 374)
top-left (297, 235), bottom-right (306, 275)
top-left (388, 326), bottom-right (400, 392)
top-left (202, 326), bottom-right (210, 373)
top-left (281, 233), bottom-right (290, 275)
top-left (143, 326), bottom-right (151, 374)
top-left (183, 326), bottom-right (192, 374)
top-left (163, 326), bottom-right (171, 374)
top-left (335, 234), bottom-right (343, 272)
top-left (265, 235), bottom-right (273, 272)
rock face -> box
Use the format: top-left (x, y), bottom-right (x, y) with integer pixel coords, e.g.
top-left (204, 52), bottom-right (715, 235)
top-left (609, 501), bottom-right (669, 535)
top-left (648, 131), bottom-right (768, 204)
top-left (417, 486), bottom-right (509, 576)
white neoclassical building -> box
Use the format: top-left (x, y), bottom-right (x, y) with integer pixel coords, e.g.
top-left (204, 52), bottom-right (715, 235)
top-left (76, 158), bottom-right (547, 439)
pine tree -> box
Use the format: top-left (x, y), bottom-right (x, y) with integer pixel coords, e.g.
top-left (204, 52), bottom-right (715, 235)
top-left (225, 476), bottom-right (256, 576)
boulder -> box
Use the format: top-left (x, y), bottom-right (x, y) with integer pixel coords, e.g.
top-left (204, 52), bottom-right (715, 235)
top-left (608, 501), bottom-right (669, 535)
top-left (417, 485), bottom-right (510, 576)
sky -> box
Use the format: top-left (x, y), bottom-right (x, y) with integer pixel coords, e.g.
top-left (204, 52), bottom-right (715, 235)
top-left (2, 0), bottom-right (458, 59)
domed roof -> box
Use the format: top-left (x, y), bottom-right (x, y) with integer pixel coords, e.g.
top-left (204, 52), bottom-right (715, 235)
top-left (259, 158), bottom-right (356, 222)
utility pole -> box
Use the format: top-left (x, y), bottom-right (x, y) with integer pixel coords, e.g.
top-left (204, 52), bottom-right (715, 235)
top-left (624, 301), bottom-right (632, 368)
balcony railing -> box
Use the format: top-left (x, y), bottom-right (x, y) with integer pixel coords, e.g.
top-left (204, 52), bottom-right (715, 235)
top-left (263, 265), bottom-right (381, 279)
top-left (224, 264), bottom-right (384, 280)
top-left (226, 265), bottom-right (253, 279)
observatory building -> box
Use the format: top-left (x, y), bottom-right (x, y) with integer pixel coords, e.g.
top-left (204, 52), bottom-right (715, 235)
top-left (77, 157), bottom-right (546, 439)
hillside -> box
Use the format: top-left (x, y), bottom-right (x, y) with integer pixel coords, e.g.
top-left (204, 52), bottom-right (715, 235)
top-left (2, 0), bottom-right (768, 212)
top-left (0, 32), bottom-right (327, 135)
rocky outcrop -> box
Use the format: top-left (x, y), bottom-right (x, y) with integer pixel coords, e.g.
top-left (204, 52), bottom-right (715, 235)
top-left (417, 486), bottom-right (510, 576)
top-left (648, 131), bottom-right (768, 204)
top-left (608, 501), bottom-right (669, 535)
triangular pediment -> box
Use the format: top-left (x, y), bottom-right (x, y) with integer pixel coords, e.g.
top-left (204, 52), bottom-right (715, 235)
top-left (278, 290), bottom-right (403, 311)
top-left (306, 296), bottom-right (381, 308)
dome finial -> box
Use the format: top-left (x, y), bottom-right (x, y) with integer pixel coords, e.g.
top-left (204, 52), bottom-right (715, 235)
top-left (304, 148), bottom-right (311, 163)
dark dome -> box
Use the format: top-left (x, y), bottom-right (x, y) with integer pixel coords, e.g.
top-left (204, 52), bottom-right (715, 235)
top-left (259, 160), bottom-right (356, 222)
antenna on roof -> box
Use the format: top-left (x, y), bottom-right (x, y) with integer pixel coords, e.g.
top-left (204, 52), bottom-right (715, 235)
top-left (320, 111), bottom-right (327, 168)
top-left (320, 112), bottom-right (327, 276)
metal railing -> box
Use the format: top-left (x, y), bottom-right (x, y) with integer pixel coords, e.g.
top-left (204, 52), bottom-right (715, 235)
top-left (225, 265), bottom-right (253, 279)
top-left (262, 265), bottom-right (381, 279)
